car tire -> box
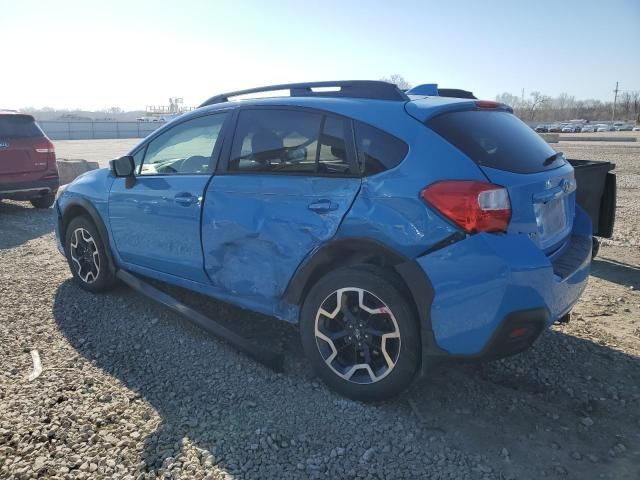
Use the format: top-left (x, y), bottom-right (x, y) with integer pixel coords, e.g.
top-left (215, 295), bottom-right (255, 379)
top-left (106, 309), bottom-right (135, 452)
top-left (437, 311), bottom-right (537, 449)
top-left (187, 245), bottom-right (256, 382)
top-left (30, 194), bottom-right (55, 209)
top-left (64, 215), bottom-right (117, 293)
top-left (300, 265), bottom-right (420, 402)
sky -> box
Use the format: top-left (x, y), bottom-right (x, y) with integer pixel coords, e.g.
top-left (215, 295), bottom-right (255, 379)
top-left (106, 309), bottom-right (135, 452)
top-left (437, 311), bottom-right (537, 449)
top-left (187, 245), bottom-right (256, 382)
top-left (1, 0), bottom-right (638, 111)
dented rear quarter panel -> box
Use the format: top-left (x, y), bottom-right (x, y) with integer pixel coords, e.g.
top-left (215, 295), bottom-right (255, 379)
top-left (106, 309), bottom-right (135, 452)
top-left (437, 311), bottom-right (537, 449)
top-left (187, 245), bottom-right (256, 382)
top-left (337, 125), bottom-right (487, 257)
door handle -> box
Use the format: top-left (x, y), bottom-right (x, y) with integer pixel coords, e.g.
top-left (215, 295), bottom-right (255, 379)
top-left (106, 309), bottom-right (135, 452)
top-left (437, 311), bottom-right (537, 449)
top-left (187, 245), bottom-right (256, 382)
top-left (308, 199), bottom-right (339, 213)
top-left (174, 192), bottom-right (198, 206)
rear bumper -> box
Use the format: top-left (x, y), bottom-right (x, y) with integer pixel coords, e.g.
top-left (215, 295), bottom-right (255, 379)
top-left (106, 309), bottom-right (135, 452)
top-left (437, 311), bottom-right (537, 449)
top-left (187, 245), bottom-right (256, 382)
top-left (0, 177), bottom-right (59, 200)
top-left (417, 206), bottom-right (592, 357)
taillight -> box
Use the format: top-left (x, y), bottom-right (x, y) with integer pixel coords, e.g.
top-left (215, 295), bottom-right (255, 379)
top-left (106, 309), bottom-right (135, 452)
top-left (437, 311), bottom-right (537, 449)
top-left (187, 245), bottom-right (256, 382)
top-left (420, 180), bottom-right (511, 233)
top-left (34, 139), bottom-right (55, 154)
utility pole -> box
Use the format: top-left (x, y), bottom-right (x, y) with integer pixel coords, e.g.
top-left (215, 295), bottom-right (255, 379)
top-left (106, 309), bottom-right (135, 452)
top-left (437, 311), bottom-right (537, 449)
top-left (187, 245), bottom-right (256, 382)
top-left (612, 81), bottom-right (619, 123)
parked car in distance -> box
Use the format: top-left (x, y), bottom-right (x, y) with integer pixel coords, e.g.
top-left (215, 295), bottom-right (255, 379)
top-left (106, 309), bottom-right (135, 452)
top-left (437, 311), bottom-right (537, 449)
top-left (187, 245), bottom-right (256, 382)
top-left (615, 124), bottom-right (633, 131)
top-left (535, 124), bottom-right (548, 133)
top-left (0, 111), bottom-right (59, 208)
top-left (596, 124), bottom-right (610, 132)
top-left (547, 124), bottom-right (562, 132)
top-left (54, 80), bottom-right (608, 401)
top-left (580, 124), bottom-right (596, 133)
top-left (561, 125), bottom-right (576, 133)
top-left (633, 126), bottom-right (640, 131)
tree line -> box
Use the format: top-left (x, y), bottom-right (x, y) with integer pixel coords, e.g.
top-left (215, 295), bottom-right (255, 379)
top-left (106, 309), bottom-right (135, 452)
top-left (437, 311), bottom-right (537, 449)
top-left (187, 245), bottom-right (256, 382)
top-left (495, 91), bottom-right (640, 123)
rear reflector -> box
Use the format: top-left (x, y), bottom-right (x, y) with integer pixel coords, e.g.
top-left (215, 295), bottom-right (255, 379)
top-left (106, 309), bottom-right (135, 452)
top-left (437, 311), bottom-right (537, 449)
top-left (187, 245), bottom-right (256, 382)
top-left (421, 180), bottom-right (511, 233)
top-left (34, 139), bottom-right (55, 154)
top-left (508, 327), bottom-right (530, 339)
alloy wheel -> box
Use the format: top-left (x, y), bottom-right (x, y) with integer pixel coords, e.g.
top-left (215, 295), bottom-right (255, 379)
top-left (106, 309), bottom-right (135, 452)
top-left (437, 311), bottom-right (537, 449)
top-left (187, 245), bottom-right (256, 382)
top-left (314, 287), bottom-right (401, 384)
top-left (69, 227), bottom-right (100, 284)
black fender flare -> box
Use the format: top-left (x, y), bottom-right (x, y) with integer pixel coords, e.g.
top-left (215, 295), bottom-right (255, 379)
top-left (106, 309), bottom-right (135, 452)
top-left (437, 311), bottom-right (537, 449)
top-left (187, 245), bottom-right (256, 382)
top-left (283, 238), bottom-right (447, 365)
top-left (59, 198), bottom-right (117, 274)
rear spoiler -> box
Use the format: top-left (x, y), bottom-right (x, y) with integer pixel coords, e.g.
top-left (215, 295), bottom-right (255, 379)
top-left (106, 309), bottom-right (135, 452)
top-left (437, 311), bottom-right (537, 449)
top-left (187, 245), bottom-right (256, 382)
top-left (406, 84), bottom-right (477, 99)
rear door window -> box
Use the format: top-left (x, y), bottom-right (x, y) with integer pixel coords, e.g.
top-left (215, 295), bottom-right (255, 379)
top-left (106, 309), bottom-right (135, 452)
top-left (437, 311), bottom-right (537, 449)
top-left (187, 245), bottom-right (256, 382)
top-left (354, 121), bottom-right (408, 175)
top-left (427, 110), bottom-right (563, 173)
top-left (0, 115), bottom-right (43, 138)
top-left (228, 109), bottom-right (355, 175)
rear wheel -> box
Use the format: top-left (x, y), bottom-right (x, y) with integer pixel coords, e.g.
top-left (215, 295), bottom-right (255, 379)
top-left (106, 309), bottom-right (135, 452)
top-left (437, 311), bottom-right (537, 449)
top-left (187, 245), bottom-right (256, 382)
top-left (30, 194), bottom-right (55, 209)
top-left (300, 266), bottom-right (420, 402)
top-left (64, 215), bottom-right (117, 292)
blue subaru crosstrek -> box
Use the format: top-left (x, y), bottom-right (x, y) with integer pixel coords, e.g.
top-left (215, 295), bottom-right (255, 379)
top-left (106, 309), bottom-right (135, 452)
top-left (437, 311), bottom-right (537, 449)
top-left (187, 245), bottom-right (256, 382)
top-left (54, 81), bottom-right (592, 401)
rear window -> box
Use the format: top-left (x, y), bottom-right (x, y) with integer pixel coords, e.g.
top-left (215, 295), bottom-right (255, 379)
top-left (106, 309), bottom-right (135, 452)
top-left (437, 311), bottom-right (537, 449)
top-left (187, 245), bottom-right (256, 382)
top-left (427, 110), bottom-right (563, 173)
top-left (0, 115), bottom-right (44, 138)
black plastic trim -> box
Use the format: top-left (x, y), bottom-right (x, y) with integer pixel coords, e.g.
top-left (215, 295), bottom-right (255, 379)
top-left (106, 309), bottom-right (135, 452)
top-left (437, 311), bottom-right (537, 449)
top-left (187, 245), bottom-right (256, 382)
top-left (282, 238), bottom-right (447, 372)
top-left (59, 198), bottom-right (117, 275)
top-left (283, 238), bottom-right (407, 305)
top-left (200, 80), bottom-right (409, 107)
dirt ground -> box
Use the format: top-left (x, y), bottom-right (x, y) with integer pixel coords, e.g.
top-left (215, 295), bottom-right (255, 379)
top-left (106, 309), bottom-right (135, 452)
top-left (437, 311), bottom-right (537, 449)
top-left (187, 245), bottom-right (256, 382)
top-left (0, 139), bottom-right (638, 479)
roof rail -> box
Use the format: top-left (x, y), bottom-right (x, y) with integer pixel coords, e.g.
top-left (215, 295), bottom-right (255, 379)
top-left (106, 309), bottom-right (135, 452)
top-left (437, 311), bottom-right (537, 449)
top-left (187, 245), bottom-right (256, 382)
top-left (199, 80), bottom-right (409, 107)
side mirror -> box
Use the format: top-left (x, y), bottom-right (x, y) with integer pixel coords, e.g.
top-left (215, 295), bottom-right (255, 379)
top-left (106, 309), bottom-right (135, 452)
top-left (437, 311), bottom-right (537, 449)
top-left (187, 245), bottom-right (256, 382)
top-left (110, 155), bottom-right (135, 177)
top-left (109, 155), bottom-right (136, 188)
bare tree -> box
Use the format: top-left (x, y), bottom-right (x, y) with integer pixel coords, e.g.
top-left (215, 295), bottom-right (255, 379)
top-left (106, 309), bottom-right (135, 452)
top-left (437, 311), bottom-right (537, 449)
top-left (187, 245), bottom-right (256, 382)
top-left (618, 92), bottom-right (632, 120)
top-left (495, 92), bottom-right (520, 108)
top-left (555, 93), bottom-right (570, 119)
top-left (526, 92), bottom-right (550, 121)
top-left (631, 91), bottom-right (640, 123)
top-left (380, 74), bottom-right (412, 90)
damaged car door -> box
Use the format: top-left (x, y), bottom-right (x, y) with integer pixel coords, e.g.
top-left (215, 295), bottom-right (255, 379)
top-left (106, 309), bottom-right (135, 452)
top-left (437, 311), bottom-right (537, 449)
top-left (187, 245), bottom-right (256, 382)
top-left (201, 107), bottom-right (361, 317)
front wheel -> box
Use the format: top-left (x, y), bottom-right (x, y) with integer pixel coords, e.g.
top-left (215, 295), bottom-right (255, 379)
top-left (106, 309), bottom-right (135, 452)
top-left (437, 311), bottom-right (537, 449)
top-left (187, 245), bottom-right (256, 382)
top-left (300, 266), bottom-right (420, 402)
top-left (64, 215), bottom-right (117, 292)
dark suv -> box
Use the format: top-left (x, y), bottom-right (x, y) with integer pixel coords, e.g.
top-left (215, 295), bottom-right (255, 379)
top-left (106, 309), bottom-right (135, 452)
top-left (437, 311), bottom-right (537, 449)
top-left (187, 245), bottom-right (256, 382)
top-left (0, 111), bottom-right (59, 208)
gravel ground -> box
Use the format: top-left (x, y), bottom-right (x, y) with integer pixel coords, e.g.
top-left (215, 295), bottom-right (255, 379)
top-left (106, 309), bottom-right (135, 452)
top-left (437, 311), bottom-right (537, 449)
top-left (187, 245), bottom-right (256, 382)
top-left (1, 141), bottom-right (639, 479)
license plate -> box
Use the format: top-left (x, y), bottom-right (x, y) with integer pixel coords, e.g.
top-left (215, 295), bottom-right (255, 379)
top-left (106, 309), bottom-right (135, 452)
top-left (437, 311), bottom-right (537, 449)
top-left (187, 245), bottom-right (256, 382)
top-left (536, 197), bottom-right (567, 237)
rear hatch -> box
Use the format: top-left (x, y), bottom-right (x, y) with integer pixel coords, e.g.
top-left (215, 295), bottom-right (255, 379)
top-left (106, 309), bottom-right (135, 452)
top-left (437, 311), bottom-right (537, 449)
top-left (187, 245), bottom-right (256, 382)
top-left (0, 114), bottom-right (49, 175)
top-left (427, 108), bottom-right (576, 254)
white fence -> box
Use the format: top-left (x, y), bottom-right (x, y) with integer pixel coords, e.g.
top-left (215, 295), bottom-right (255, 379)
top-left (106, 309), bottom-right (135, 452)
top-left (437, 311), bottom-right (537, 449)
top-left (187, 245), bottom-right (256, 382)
top-left (39, 121), bottom-right (164, 140)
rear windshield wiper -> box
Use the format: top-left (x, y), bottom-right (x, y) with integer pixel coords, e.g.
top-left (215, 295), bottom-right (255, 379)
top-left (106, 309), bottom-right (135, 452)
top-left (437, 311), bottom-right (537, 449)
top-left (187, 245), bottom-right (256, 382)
top-left (543, 151), bottom-right (564, 166)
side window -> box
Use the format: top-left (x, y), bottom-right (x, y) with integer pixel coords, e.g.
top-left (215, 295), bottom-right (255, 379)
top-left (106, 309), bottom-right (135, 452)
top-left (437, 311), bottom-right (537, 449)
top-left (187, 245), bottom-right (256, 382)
top-left (139, 113), bottom-right (227, 175)
top-left (318, 116), bottom-right (351, 175)
top-left (229, 109), bottom-right (320, 173)
top-left (228, 109), bottom-right (354, 176)
top-left (354, 121), bottom-right (408, 176)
